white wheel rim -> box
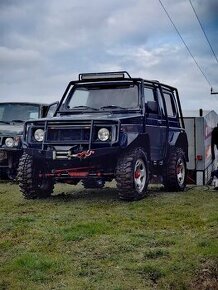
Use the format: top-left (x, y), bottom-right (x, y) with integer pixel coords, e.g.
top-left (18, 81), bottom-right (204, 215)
top-left (177, 158), bottom-right (185, 186)
top-left (134, 158), bottom-right (146, 193)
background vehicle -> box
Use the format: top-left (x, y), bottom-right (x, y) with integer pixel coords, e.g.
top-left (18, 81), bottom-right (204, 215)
top-left (18, 71), bottom-right (188, 200)
top-left (0, 102), bottom-right (50, 179)
top-left (183, 109), bottom-right (218, 185)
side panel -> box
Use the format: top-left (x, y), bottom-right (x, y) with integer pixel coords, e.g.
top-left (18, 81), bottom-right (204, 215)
top-left (146, 116), bottom-right (167, 161)
top-left (195, 117), bottom-right (205, 171)
top-left (184, 118), bottom-right (195, 170)
top-left (184, 111), bottom-right (218, 185)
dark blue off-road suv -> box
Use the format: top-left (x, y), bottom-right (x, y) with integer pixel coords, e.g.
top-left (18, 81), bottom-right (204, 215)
top-left (18, 71), bottom-right (188, 200)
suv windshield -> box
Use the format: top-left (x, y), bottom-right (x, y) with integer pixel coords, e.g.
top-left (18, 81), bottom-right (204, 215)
top-left (0, 103), bottom-right (40, 123)
top-left (66, 83), bottom-right (139, 110)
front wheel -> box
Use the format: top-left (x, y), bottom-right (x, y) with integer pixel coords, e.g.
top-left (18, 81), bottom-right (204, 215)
top-left (115, 148), bottom-right (149, 201)
top-left (163, 147), bottom-right (186, 191)
top-left (17, 153), bottom-right (54, 199)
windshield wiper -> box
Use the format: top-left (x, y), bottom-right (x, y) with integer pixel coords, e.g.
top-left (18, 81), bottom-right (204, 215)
top-left (71, 106), bottom-right (98, 111)
top-left (10, 119), bottom-right (24, 123)
top-left (100, 105), bottom-right (126, 110)
top-left (0, 120), bottom-right (10, 124)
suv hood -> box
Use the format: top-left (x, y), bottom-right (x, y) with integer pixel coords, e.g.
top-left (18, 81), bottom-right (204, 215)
top-left (0, 123), bottom-right (24, 137)
top-left (34, 112), bottom-right (143, 122)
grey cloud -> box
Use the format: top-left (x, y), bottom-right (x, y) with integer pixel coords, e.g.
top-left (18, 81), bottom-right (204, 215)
top-left (0, 0), bottom-right (217, 111)
top-left (194, 0), bottom-right (218, 19)
top-left (0, 47), bottom-right (42, 67)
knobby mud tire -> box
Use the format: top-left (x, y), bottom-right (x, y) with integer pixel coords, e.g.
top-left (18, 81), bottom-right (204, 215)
top-left (163, 147), bottom-right (186, 192)
top-left (17, 153), bottom-right (54, 199)
top-left (115, 147), bottom-right (149, 201)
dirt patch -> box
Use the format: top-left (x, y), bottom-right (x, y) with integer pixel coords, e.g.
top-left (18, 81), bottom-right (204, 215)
top-left (190, 260), bottom-right (218, 290)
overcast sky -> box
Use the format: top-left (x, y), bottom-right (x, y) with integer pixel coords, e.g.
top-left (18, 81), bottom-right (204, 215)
top-left (0, 0), bottom-right (218, 112)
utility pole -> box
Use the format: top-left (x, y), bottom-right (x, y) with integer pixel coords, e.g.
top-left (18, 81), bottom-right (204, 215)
top-left (211, 88), bottom-right (218, 95)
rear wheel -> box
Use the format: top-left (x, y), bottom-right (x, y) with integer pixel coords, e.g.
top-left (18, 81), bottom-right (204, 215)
top-left (163, 147), bottom-right (186, 191)
top-left (115, 148), bottom-right (149, 201)
top-left (17, 153), bottom-right (54, 199)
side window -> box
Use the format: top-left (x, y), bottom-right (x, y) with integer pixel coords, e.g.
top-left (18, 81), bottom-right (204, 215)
top-left (144, 87), bottom-right (155, 102)
top-left (46, 103), bottom-right (59, 118)
top-left (144, 87), bottom-right (158, 114)
top-left (163, 92), bottom-right (177, 117)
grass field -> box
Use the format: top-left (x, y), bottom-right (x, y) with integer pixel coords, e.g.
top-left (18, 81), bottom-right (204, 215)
top-left (0, 181), bottom-right (217, 290)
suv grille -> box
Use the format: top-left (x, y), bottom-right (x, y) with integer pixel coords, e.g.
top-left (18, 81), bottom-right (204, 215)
top-left (47, 127), bottom-right (90, 142)
top-left (45, 121), bottom-right (92, 144)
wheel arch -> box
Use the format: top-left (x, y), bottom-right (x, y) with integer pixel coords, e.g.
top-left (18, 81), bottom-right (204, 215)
top-left (169, 131), bottom-right (189, 161)
top-left (125, 133), bottom-right (151, 161)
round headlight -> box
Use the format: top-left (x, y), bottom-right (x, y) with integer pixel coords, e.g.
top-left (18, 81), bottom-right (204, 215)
top-left (5, 137), bottom-right (14, 147)
top-left (98, 128), bottom-right (110, 141)
top-left (34, 129), bottom-right (44, 142)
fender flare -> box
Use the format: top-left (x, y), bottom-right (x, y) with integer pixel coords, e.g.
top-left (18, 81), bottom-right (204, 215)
top-left (125, 133), bottom-right (151, 161)
top-left (168, 131), bottom-right (189, 161)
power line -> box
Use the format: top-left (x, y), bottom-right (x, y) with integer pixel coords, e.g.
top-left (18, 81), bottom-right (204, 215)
top-left (158, 0), bottom-right (212, 87)
top-left (189, 0), bottom-right (218, 64)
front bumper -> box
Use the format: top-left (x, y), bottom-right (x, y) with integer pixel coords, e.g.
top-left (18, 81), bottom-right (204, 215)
top-left (25, 146), bottom-right (119, 160)
top-left (25, 146), bottom-right (121, 179)
top-left (23, 119), bottom-right (127, 178)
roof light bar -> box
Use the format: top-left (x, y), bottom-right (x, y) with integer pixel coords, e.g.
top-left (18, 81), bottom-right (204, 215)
top-left (79, 71), bottom-right (131, 81)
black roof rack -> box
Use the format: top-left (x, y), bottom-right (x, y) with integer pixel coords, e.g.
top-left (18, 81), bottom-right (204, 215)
top-left (78, 71), bottom-right (131, 81)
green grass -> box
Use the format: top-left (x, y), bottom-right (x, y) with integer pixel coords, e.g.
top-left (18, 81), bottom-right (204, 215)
top-left (0, 181), bottom-right (217, 289)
